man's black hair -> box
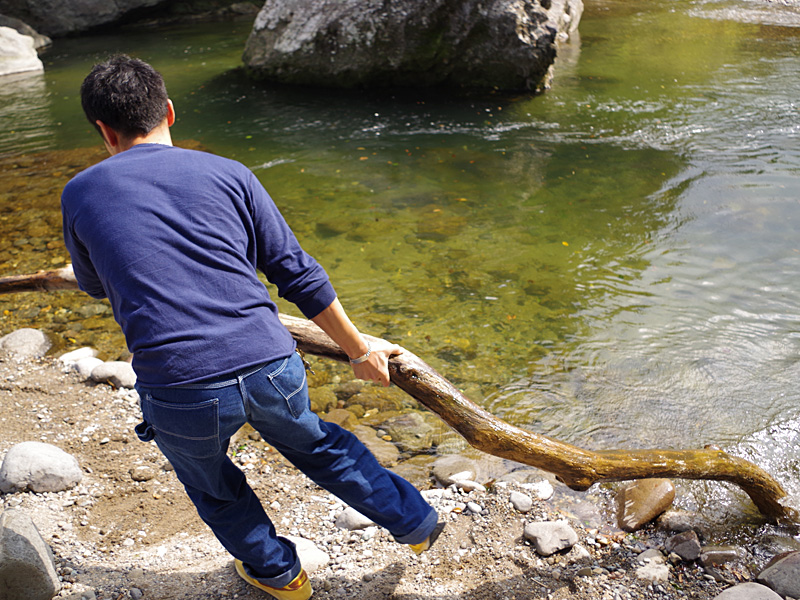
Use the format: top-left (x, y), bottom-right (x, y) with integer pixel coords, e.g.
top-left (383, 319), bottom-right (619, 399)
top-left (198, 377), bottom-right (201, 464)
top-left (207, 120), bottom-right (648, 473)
top-left (80, 55), bottom-right (169, 139)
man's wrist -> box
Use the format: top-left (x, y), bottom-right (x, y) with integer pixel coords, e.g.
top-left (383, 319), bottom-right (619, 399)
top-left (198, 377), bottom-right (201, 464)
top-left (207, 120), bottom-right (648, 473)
top-left (349, 341), bottom-right (372, 365)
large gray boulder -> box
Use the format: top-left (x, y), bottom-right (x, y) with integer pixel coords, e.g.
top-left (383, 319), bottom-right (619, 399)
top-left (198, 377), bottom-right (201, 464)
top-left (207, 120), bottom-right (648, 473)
top-left (0, 510), bottom-right (61, 600)
top-left (0, 0), bottom-right (165, 37)
top-left (243, 0), bottom-right (583, 90)
top-left (0, 25), bottom-right (40, 77)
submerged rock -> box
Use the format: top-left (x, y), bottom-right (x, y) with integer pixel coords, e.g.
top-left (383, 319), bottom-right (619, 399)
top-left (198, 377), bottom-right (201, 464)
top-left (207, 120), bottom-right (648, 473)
top-left (381, 411), bottom-right (434, 453)
top-left (352, 425), bottom-right (400, 467)
top-left (243, 0), bottom-right (583, 91)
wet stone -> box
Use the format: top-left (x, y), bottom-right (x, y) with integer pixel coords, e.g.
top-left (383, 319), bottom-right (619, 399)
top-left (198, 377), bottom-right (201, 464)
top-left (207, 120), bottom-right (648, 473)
top-left (757, 550), bottom-right (800, 599)
top-left (309, 386), bottom-right (337, 413)
top-left (699, 545), bottom-right (746, 567)
top-left (616, 479), bottom-right (675, 532)
top-left (665, 529), bottom-right (701, 561)
top-left (334, 380), bottom-right (364, 402)
top-left (431, 454), bottom-right (478, 487)
top-left (352, 425), bottom-right (399, 467)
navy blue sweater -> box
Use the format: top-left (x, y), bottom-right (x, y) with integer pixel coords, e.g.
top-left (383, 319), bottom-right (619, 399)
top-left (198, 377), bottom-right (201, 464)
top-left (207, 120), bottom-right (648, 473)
top-left (62, 144), bottom-right (336, 386)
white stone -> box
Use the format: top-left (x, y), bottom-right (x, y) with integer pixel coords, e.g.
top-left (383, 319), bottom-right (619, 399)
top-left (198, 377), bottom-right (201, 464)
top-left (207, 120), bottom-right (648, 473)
top-left (334, 507), bottom-right (374, 531)
top-left (74, 357), bottom-right (104, 381)
top-left (712, 582), bottom-right (783, 600)
top-left (59, 347), bottom-right (98, 365)
top-left (91, 361), bottom-right (136, 389)
top-left (0, 328), bottom-right (50, 358)
top-left (466, 502), bottom-right (483, 514)
top-left (454, 479), bottom-right (486, 493)
top-left (0, 26), bottom-right (43, 77)
top-left (635, 561), bottom-right (670, 583)
top-left (637, 548), bottom-right (665, 564)
top-left (570, 544), bottom-right (591, 561)
top-left (523, 520), bottom-right (578, 556)
top-left (0, 441), bottom-right (82, 493)
top-left (286, 535), bottom-right (330, 574)
top-left (529, 480), bottom-right (554, 500)
top-left (510, 491), bottom-right (533, 513)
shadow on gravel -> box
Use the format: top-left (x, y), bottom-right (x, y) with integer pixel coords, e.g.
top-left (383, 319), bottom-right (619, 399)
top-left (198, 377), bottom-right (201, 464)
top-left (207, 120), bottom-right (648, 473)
top-left (308, 562), bottom-right (571, 600)
top-left (71, 557), bottom-right (575, 600)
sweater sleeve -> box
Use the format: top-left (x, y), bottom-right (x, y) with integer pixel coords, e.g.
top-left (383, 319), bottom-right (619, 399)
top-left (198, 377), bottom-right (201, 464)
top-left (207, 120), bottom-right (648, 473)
top-left (246, 172), bottom-right (336, 319)
top-left (61, 187), bottom-right (108, 300)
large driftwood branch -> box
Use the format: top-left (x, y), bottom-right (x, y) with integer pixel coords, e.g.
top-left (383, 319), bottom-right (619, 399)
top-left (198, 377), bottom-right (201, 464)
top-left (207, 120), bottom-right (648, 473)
top-left (280, 315), bottom-right (793, 520)
top-left (1, 268), bottom-right (794, 520)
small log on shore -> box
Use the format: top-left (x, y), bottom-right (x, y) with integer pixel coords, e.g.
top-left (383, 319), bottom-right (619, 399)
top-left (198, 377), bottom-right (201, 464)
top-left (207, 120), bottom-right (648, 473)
top-left (0, 265), bottom-right (77, 294)
top-left (0, 267), bottom-right (794, 520)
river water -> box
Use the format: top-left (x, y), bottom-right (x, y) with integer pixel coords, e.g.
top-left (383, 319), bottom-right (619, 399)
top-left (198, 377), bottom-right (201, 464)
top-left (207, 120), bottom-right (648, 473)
top-left (1, 1), bottom-right (800, 532)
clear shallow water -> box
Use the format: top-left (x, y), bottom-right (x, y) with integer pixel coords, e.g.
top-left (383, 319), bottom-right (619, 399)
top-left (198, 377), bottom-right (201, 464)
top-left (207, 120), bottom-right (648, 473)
top-left (1, 1), bottom-right (800, 525)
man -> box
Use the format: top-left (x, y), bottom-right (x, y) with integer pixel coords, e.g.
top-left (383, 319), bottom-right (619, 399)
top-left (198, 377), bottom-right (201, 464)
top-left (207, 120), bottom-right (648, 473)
top-left (61, 55), bottom-right (440, 600)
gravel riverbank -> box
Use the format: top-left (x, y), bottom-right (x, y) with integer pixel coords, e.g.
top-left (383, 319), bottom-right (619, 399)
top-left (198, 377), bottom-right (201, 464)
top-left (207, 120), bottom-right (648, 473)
top-left (0, 350), bottom-right (785, 600)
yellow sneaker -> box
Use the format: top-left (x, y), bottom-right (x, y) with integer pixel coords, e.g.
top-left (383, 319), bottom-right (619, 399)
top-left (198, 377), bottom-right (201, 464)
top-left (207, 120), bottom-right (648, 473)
top-left (409, 538), bottom-right (430, 555)
top-left (408, 522), bottom-right (446, 556)
top-left (234, 559), bottom-right (313, 600)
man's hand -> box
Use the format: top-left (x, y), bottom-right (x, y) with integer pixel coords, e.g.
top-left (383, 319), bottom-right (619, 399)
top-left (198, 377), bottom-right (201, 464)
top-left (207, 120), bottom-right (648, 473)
top-left (351, 339), bottom-right (403, 387)
top-left (310, 298), bottom-right (402, 387)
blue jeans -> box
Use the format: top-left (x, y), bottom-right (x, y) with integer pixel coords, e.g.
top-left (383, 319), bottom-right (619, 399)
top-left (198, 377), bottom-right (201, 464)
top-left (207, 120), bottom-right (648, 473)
top-left (134, 352), bottom-right (437, 588)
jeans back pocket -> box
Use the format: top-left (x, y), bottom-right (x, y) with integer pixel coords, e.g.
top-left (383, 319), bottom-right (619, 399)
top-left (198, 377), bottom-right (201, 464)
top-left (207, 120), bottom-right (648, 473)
top-left (141, 393), bottom-right (221, 458)
top-left (267, 354), bottom-right (308, 419)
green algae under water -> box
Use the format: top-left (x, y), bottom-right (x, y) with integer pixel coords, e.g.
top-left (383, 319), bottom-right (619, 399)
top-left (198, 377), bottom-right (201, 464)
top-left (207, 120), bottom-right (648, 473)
top-left (2, 1), bottom-right (800, 530)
